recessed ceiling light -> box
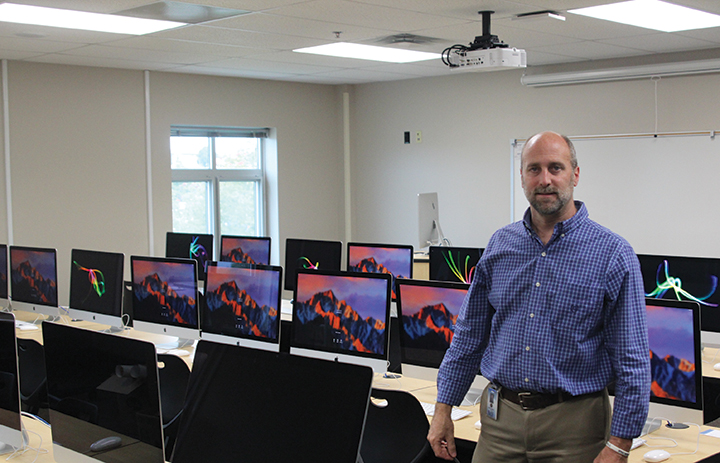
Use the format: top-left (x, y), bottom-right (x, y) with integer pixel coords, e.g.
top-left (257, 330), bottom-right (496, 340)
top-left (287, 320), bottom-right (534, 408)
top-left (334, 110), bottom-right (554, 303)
top-left (294, 42), bottom-right (440, 63)
top-left (0, 3), bottom-right (186, 35)
top-left (569, 0), bottom-right (720, 32)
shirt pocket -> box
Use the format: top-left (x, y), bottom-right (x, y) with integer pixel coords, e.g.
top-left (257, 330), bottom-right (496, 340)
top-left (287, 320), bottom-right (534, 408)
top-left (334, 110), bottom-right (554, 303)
top-left (548, 283), bottom-right (605, 343)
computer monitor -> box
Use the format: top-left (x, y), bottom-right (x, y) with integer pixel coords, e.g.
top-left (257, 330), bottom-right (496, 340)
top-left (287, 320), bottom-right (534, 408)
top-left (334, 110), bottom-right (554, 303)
top-left (130, 255), bottom-right (200, 343)
top-left (171, 341), bottom-right (373, 463)
top-left (0, 245), bottom-right (8, 308)
top-left (347, 242), bottom-right (413, 300)
top-left (68, 249), bottom-right (125, 330)
top-left (396, 279), bottom-right (468, 379)
top-left (636, 254), bottom-right (720, 345)
top-left (429, 246), bottom-right (484, 284)
top-left (219, 235), bottom-right (271, 265)
top-left (291, 269), bottom-right (391, 374)
top-left (165, 232), bottom-right (213, 280)
top-left (0, 312), bottom-right (24, 454)
top-left (9, 246), bottom-right (59, 320)
top-left (42, 322), bottom-right (164, 463)
top-left (644, 298), bottom-right (703, 425)
top-left (418, 192), bottom-right (448, 250)
top-left (201, 262), bottom-right (282, 352)
top-left (283, 238), bottom-right (342, 291)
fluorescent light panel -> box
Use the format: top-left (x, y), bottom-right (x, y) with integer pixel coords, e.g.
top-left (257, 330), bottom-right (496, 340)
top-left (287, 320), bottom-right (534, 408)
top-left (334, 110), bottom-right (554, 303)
top-left (0, 3), bottom-right (186, 35)
top-left (294, 42), bottom-right (440, 63)
top-left (569, 0), bottom-right (720, 32)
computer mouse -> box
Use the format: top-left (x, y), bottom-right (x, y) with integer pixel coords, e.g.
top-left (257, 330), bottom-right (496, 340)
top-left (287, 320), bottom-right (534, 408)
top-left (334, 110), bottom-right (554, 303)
top-left (713, 362), bottom-right (720, 371)
top-left (643, 449), bottom-right (671, 462)
top-left (474, 420), bottom-right (482, 430)
top-left (89, 436), bottom-right (122, 452)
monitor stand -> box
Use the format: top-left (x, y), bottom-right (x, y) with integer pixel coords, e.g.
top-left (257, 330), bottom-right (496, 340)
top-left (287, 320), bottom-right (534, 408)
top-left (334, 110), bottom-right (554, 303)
top-left (641, 417), bottom-right (663, 437)
top-left (461, 388), bottom-right (484, 407)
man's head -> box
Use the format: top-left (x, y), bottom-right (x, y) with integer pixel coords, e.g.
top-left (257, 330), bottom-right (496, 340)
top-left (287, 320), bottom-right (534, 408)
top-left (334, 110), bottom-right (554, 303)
top-left (520, 132), bottom-right (579, 220)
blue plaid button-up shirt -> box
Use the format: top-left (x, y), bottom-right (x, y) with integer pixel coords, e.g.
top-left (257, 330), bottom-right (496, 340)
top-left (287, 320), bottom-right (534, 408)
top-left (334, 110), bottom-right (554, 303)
top-left (437, 201), bottom-right (650, 438)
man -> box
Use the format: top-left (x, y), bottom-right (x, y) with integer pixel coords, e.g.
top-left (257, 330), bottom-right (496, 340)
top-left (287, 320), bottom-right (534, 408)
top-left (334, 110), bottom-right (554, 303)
top-left (427, 131), bottom-right (650, 462)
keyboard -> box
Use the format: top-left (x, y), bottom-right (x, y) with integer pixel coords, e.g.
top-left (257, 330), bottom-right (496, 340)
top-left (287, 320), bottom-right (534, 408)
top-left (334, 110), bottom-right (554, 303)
top-left (420, 402), bottom-right (472, 421)
top-left (15, 321), bottom-right (39, 331)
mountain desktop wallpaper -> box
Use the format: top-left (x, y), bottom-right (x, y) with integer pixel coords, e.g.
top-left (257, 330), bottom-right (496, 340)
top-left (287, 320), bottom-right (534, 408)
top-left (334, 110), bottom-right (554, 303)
top-left (647, 304), bottom-right (697, 403)
top-left (221, 238), bottom-right (269, 265)
top-left (133, 260), bottom-right (197, 327)
top-left (204, 267), bottom-right (279, 340)
top-left (347, 246), bottom-right (411, 298)
top-left (399, 285), bottom-right (466, 351)
top-left (10, 249), bottom-right (57, 306)
top-left (294, 273), bottom-right (388, 355)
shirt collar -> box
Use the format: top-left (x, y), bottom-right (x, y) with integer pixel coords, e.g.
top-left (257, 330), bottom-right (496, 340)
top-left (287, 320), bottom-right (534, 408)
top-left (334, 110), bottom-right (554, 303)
top-left (523, 201), bottom-right (587, 237)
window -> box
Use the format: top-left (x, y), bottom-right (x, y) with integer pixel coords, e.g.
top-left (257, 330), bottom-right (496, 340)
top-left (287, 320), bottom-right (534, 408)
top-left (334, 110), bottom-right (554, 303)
top-left (170, 126), bottom-right (269, 249)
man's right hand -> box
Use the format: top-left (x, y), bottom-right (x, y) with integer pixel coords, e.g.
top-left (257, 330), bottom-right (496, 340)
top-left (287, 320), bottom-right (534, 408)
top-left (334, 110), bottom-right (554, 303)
top-left (427, 402), bottom-right (457, 461)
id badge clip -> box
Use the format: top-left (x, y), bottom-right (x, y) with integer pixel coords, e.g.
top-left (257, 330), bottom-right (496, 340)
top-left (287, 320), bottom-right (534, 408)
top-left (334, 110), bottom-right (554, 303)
top-left (486, 384), bottom-right (500, 420)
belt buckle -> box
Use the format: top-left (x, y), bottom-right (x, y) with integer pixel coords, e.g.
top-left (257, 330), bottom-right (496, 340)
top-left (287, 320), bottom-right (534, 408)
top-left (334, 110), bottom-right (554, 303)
top-left (517, 392), bottom-right (533, 410)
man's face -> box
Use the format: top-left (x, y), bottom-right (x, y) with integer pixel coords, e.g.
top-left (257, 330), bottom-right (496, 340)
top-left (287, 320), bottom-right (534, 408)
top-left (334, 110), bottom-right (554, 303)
top-left (520, 135), bottom-right (579, 217)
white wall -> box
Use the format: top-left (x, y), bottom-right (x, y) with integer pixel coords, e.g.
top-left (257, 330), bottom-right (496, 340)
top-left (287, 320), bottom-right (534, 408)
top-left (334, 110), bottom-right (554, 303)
top-left (349, 69), bottom-right (720, 253)
top-left (1, 61), bottom-right (345, 304)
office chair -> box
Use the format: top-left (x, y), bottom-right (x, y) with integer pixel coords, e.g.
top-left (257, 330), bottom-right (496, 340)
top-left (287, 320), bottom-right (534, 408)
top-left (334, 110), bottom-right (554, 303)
top-left (16, 338), bottom-right (49, 418)
top-left (157, 353), bottom-right (190, 460)
top-left (360, 388), bottom-right (430, 463)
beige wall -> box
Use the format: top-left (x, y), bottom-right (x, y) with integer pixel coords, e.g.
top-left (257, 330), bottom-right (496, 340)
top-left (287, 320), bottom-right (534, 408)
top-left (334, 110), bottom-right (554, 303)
top-left (349, 69), bottom-right (720, 251)
top-left (1, 61), bottom-right (344, 304)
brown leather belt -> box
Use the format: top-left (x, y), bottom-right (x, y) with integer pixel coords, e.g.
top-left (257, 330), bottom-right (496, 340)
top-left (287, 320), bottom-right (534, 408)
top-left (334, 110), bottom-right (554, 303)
top-left (500, 388), bottom-right (602, 411)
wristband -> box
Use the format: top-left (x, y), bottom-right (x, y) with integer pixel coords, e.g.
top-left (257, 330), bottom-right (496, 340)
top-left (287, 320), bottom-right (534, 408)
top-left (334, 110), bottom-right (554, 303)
top-left (605, 441), bottom-right (630, 458)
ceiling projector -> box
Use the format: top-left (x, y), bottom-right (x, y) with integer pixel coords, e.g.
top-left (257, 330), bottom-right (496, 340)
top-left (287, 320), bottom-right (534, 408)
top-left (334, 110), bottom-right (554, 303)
top-left (442, 10), bottom-right (526, 72)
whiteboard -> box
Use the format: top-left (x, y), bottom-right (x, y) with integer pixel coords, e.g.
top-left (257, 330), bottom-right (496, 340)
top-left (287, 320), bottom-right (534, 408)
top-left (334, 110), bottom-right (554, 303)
top-left (511, 133), bottom-right (720, 257)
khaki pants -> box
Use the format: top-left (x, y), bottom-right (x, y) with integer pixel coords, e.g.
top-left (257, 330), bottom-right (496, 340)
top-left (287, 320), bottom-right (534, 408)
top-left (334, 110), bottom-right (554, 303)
top-left (472, 385), bottom-right (611, 463)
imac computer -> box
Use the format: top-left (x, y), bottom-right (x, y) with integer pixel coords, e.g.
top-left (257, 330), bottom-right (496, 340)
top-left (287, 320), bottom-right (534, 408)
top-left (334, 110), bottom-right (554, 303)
top-left (42, 322), bottom-right (164, 463)
top-left (201, 262), bottom-right (282, 352)
top-left (636, 254), bottom-right (720, 347)
top-left (347, 242), bottom-right (413, 300)
top-left (283, 238), bottom-right (342, 291)
top-left (165, 232), bottom-right (213, 281)
top-left (291, 269), bottom-right (391, 374)
top-left (395, 279), bottom-right (485, 404)
top-left (9, 246), bottom-right (59, 321)
top-left (130, 255), bottom-right (200, 345)
top-left (0, 312), bottom-right (24, 454)
top-left (219, 235), bottom-right (271, 265)
top-left (643, 298), bottom-right (703, 427)
top-left (0, 245), bottom-right (8, 309)
top-left (171, 340), bottom-right (373, 463)
top-left (68, 249), bottom-right (125, 331)
top-left (418, 192), bottom-right (449, 250)
top-left (429, 246), bottom-right (484, 284)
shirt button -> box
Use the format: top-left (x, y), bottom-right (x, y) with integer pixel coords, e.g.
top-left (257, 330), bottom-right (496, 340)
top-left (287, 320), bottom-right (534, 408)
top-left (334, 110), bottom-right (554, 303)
top-left (529, 313), bottom-right (535, 318)
top-left (561, 233), bottom-right (565, 237)
top-left (525, 346), bottom-right (530, 351)
top-left (541, 252), bottom-right (546, 257)
top-left (535, 282), bottom-right (540, 287)
top-left (524, 378), bottom-right (530, 383)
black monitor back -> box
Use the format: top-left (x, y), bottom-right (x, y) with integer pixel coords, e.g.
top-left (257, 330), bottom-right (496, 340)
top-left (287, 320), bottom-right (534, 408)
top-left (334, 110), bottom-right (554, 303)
top-left (172, 340), bottom-right (373, 463)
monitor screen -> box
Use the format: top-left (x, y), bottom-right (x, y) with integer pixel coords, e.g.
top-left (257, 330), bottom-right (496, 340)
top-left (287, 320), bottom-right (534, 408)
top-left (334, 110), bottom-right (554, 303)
top-left (291, 269), bottom-right (391, 373)
top-left (219, 235), bottom-right (271, 265)
top-left (0, 245), bottom-right (8, 305)
top-left (646, 298), bottom-right (702, 411)
top-left (283, 238), bottom-right (342, 291)
top-left (637, 254), bottom-right (720, 333)
top-left (42, 322), bottom-right (164, 463)
top-left (68, 249), bottom-right (124, 328)
top-left (347, 242), bottom-right (413, 300)
top-left (130, 256), bottom-right (200, 341)
top-left (9, 246), bottom-right (58, 317)
top-left (171, 341), bottom-right (373, 463)
top-left (165, 232), bottom-right (213, 280)
top-left (396, 279), bottom-right (469, 370)
top-left (429, 246), bottom-right (484, 284)
top-left (201, 262), bottom-right (282, 351)
top-left (0, 312), bottom-right (23, 450)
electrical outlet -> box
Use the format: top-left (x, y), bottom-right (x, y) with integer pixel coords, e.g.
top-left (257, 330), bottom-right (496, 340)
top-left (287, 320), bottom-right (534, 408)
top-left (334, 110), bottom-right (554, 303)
top-left (416, 131), bottom-right (422, 143)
